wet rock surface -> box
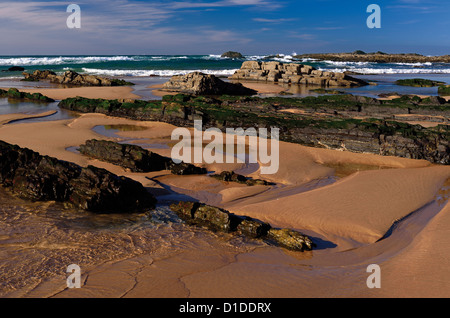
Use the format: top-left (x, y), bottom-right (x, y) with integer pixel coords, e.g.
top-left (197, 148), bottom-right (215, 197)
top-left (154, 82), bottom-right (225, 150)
top-left (0, 140), bottom-right (156, 213)
top-left (211, 171), bottom-right (273, 186)
top-left (170, 201), bottom-right (314, 251)
top-left (79, 139), bottom-right (207, 175)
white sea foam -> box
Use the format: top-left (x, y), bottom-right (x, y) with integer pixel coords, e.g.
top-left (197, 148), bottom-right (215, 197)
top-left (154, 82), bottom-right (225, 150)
top-left (0, 56), bottom-right (138, 66)
top-left (82, 68), bottom-right (238, 77)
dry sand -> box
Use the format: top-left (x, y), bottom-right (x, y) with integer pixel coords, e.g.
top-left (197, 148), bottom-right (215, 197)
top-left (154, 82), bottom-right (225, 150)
top-left (0, 110), bottom-right (449, 298)
top-left (1, 86), bottom-right (140, 100)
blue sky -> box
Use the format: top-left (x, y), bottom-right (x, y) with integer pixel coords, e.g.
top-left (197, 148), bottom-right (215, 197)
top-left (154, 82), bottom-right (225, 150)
top-left (0, 0), bottom-right (449, 55)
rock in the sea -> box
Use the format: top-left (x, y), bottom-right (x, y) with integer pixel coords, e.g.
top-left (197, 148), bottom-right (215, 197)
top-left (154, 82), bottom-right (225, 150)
top-left (0, 140), bottom-right (156, 213)
top-left (221, 51), bottom-right (244, 59)
top-left (230, 61), bottom-right (367, 87)
top-left (22, 70), bottom-right (134, 86)
top-left (79, 139), bottom-right (207, 175)
top-left (161, 72), bottom-right (257, 95)
top-left (2, 66), bottom-right (25, 72)
top-left (169, 201), bottom-right (314, 251)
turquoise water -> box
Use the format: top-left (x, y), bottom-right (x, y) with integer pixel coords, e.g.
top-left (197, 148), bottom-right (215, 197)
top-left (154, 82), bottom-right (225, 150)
top-left (1, 55), bottom-right (450, 79)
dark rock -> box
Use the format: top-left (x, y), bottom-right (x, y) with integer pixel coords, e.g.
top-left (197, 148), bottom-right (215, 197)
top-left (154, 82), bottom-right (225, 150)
top-left (79, 139), bottom-right (207, 175)
top-left (267, 228), bottom-right (314, 251)
top-left (169, 201), bottom-right (314, 251)
top-left (438, 85), bottom-right (450, 96)
top-left (2, 66), bottom-right (25, 72)
top-left (211, 171), bottom-right (273, 186)
top-left (0, 140), bottom-right (156, 213)
top-left (161, 72), bottom-right (257, 96)
top-left (221, 51), bottom-right (244, 59)
top-left (0, 88), bottom-right (54, 102)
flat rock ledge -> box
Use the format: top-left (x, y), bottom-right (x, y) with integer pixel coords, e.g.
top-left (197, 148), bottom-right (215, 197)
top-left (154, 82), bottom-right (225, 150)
top-left (0, 140), bottom-right (156, 213)
top-left (161, 72), bottom-right (257, 95)
top-left (170, 201), bottom-right (314, 251)
top-left (79, 139), bottom-right (207, 175)
top-left (22, 70), bottom-right (134, 86)
top-left (230, 61), bottom-right (368, 87)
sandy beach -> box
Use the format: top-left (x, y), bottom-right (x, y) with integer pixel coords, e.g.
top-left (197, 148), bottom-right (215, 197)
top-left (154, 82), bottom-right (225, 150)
top-left (0, 102), bottom-right (449, 297)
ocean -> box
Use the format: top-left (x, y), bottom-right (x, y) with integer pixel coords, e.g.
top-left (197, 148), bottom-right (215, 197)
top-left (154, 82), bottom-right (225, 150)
top-left (1, 54), bottom-right (450, 79)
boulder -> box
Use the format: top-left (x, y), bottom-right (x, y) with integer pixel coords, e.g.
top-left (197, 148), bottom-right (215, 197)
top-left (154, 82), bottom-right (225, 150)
top-left (161, 72), bottom-right (257, 96)
top-left (169, 201), bottom-right (314, 251)
top-left (221, 51), bottom-right (244, 59)
top-left (0, 140), bottom-right (156, 213)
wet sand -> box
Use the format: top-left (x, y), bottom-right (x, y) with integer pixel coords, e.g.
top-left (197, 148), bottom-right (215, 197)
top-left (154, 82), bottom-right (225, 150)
top-left (0, 111), bottom-right (449, 298)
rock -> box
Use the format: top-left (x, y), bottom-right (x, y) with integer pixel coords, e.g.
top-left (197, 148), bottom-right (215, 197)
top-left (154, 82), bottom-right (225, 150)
top-left (0, 140), bottom-right (156, 213)
top-left (169, 202), bottom-right (314, 251)
top-left (21, 70), bottom-right (134, 86)
top-left (395, 78), bottom-right (446, 87)
top-left (0, 88), bottom-right (54, 102)
top-left (2, 66), bottom-right (25, 72)
top-left (221, 51), bottom-right (244, 59)
top-left (230, 61), bottom-right (367, 87)
top-left (161, 72), bottom-right (257, 96)
top-left (79, 139), bottom-right (207, 175)
top-left (438, 85), bottom-right (450, 96)
top-left (211, 171), bottom-right (272, 186)
top-left (267, 228), bottom-right (314, 251)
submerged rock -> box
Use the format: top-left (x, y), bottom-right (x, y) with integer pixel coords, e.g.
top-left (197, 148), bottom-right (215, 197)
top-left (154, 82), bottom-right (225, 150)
top-left (170, 201), bottom-right (314, 251)
top-left (0, 140), bottom-right (156, 213)
top-left (161, 72), bottom-right (257, 95)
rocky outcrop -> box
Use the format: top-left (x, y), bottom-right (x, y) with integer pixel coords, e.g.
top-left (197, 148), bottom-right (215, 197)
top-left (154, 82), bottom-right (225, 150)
top-left (58, 94), bottom-right (450, 165)
top-left (170, 201), bottom-right (314, 251)
top-left (230, 61), bottom-right (368, 87)
top-left (22, 70), bottom-right (134, 86)
top-left (79, 139), bottom-right (207, 175)
top-left (221, 51), bottom-right (244, 59)
top-left (295, 52), bottom-right (450, 63)
top-left (161, 72), bottom-right (257, 95)
top-left (0, 140), bottom-right (156, 213)
top-left (0, 88), bottom-right (54, 102)
top-left (211, 171), bottom-right (273, 186)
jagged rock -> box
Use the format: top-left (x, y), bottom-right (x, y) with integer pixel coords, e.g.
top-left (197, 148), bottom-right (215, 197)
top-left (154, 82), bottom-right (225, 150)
top-left (22, 70), bottom-right (134, 86)
top-left (221, 51), bottom-right (244, 59)
top-left (230, 61), bottom-right (367, 87)
top-left (0, 140), bottom-right (156, 213)
top-left (161, 72), bottom-right (257, 95)
top-left (169, 201), bottom-right (314, 251)
top-left (79, 139), bottom-right (207, 175)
